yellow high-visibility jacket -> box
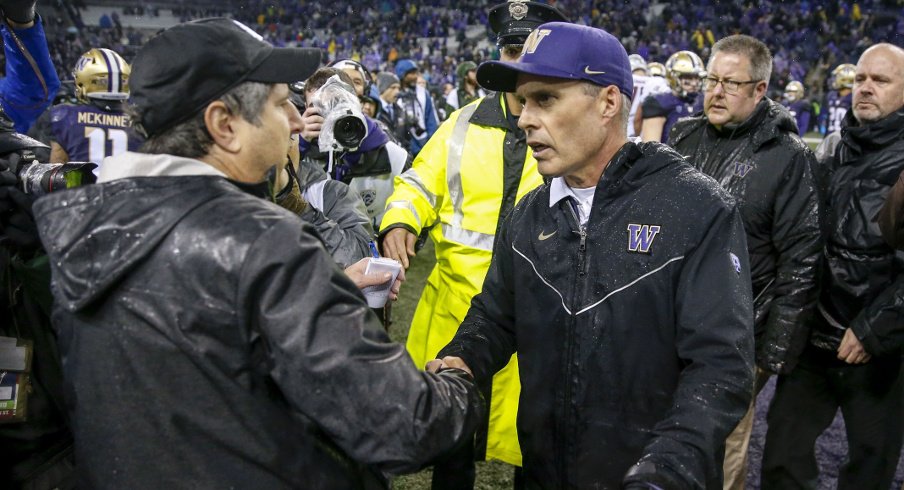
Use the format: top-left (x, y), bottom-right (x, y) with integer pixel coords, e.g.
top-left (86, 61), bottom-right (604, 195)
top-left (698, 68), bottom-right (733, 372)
top-left (380, 93), bottom-right (541, 465)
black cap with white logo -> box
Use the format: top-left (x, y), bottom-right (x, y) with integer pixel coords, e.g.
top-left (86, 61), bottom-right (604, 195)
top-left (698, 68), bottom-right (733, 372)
top-left (130, 18), bottom-right (321, 137)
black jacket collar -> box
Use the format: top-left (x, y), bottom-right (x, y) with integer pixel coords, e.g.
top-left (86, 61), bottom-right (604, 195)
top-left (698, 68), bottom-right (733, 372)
top-left (468, 92), bottom-right (512, 130)
top-left (670, 98), bottom-right (797, 151)
top-left (841, 107), bottom-right (904, 154)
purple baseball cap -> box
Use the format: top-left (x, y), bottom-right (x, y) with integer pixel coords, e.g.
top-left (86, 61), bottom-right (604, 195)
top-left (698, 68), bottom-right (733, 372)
top-left (476, 22), bottom-right (633, 98)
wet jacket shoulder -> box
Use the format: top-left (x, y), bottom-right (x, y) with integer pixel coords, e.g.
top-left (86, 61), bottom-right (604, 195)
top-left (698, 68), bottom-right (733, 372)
top-left (441, 142), bottom-right (754, 489)
top-left (816, 109), bottom-right (904, 357)
top-left (32, 160), bottom-right (483, 488)
top-left (670, 99), bottom-right (822, 374)
top-left (288, 157), bottom-right (373, 268)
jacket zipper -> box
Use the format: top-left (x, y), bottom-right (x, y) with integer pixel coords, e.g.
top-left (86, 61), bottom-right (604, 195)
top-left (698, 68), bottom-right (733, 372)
top-left (567, 200), bottom-right (589, 277)
top-left (562, 199), bottom-right (586, 485)
top-left (577, 227), bottom-right (587, 277)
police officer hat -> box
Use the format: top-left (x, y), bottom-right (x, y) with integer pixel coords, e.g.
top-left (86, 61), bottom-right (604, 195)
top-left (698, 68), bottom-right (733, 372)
top-left (489, 1), bottom-right (569, 46)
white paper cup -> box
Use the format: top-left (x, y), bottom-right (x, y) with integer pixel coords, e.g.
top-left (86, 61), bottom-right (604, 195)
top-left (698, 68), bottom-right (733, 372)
top-left (361, 258), bottom-right (402, 308)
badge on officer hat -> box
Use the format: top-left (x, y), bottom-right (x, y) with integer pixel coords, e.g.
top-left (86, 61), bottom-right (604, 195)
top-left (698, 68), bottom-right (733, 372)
top-left (508, 0), bottom-right (528, 21)
top-left (488, 0), bottom-right (569, 45)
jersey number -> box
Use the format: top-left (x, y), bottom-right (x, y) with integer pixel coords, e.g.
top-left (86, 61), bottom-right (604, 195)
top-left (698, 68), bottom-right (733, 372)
top-left (828, 107), bottom-right (847, 133)
top-left (85, 126), bottom-right (128, 163)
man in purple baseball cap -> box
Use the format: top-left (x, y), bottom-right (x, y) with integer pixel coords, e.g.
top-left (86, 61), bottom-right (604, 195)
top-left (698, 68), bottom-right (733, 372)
top-left (430, 22), bottom-right (755, 488)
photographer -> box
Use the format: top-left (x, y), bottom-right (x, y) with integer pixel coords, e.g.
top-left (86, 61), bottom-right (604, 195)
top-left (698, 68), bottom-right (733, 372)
top-left (300, 68), bottom-right (410, 232)
top-left (0, 109), bottom-right (75, 488)
top-left (393, 59), bottom-right (439, 156)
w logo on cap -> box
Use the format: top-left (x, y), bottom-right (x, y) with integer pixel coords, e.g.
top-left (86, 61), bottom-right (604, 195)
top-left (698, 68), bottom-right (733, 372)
top-left (627, 224), bottom-right (661, 253)
top-left (523, 28), bottom-right (552, 55)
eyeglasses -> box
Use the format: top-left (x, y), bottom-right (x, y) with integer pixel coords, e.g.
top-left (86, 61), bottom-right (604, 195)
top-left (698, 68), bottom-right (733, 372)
top-left (702, 76), bottom-right (760, 94)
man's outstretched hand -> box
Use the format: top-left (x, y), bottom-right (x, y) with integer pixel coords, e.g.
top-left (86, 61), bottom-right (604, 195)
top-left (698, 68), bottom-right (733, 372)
top-left (426, 356), bottom-right (473, 378)
top-left (381, 227), bottom-right (417, 269)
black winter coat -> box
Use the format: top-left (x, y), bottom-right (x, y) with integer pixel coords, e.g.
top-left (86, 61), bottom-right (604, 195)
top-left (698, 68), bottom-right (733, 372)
top-left (441, 142), bottom-right (754, 489)
top-left (33, 170), bottom-right (483, 489)
top-left (812, 109), bottom-right (904, 357)
top-left (670, 99), bottom-right (822, 374)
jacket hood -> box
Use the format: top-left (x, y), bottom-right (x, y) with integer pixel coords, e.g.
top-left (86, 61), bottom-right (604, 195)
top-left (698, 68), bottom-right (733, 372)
top-left (600, 140), bottom-right (688, 194)
top-left (34, 152), bottom-right (231, 312)
top-left (717, 98), bottom-right (798, 146)
top-left (841, 108), bottom-right (904, 154)
top-left (394, 59), bottom-right (417, 79)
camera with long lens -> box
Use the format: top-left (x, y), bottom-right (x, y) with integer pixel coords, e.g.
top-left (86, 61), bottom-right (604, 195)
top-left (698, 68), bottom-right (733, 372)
top-left (0, 129), bottom-right (96, 196)
top-left (312, 75), bottom-right (369, 152)
top-left (17, 160), bottom-right (97, 196)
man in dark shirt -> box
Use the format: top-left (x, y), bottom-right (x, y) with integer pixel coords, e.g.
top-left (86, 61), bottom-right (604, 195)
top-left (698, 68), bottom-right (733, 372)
top-left (433, 22), bottom-right (753, 489)
top-left (761, 43), bottom-right (904, 490)
top-left (669, 35), bottom-right (822, 490)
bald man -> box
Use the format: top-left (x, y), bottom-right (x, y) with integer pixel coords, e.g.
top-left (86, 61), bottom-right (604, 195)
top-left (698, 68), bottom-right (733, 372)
top-left (761, 43), bottom-right (904, 489)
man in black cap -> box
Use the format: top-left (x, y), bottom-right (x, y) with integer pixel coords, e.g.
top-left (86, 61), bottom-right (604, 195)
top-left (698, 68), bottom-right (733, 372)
top-left (380, 2), bottom-right (567, 488)
top-left (27, 18), bottom-right (484, 489)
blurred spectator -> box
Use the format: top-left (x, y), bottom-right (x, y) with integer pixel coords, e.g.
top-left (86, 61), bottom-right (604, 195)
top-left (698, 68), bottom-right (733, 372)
top-left (393, 58), bottom-right (438, 155)
top-left (34, 1), bottom-right (904, 140)
top-left (444, 60), bottom-right (485, 113)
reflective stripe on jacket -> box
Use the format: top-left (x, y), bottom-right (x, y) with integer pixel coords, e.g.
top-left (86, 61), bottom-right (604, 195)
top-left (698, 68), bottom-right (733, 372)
top-left (380, 92), bottom-right (540, 464)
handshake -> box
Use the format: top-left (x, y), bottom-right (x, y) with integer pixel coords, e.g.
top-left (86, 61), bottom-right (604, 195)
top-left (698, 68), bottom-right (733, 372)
top-left (426, 356), bottom-right (473, 379)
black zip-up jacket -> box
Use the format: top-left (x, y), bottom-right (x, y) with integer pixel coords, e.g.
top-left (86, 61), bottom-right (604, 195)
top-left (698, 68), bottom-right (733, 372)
top-left (32, 153), bottom-right (484, 489)
top-left (811, 109), bottom-right (904, 357)
top-left (669, 99), bottom-right (822, 375)
top-left (440, 142), bottom-right (754, 489)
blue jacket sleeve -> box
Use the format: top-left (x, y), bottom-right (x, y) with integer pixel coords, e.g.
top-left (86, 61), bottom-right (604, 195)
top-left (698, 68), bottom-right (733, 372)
top-left (424, 90), bottom-right (439, 138)
top-left (0, 16), bottom-right (61, 133)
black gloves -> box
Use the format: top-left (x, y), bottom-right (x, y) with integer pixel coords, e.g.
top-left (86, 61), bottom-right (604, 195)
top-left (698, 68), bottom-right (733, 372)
top-left (0, 152), bottom-right (39, 250)
top-left (0, 0), bottom-right (36, 24)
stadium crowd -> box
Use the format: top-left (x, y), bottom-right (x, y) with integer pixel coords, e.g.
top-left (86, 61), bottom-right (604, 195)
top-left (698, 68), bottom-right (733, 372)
top-left (25, 0), bottom-right (899, 117)
top-left (1, 1), bottom-right (904, 490)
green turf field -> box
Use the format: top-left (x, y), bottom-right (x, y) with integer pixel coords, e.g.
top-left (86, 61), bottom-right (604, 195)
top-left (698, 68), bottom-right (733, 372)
top-left (386, 239), bottom-right (515, 489)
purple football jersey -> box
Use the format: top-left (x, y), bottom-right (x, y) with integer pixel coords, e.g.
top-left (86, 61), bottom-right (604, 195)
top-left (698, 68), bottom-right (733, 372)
top-left (825, 91), bottom-right (851, 133)
top-left (782, 99), bottom-right (812, 135)
top-left (50, 103), bottom-right (143, 167)
top-left (642, 91), bottom-right (700, 143)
